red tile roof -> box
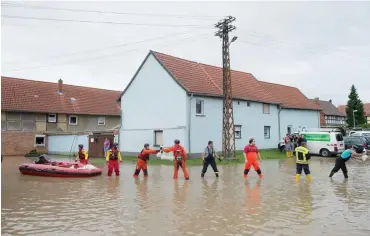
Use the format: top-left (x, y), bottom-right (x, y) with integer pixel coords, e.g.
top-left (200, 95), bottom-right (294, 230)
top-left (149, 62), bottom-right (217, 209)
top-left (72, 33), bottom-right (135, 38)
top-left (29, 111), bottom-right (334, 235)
top-left (146, 51), bottom-right (318, 110)
top-left (152, 51), bottom-right (278, 104)
top-left (1, 77), bottom-right (121, 115)
top-left (259, 82), bottom-right (321, 110)
top-left (338, 103), bottom-right (370, 116)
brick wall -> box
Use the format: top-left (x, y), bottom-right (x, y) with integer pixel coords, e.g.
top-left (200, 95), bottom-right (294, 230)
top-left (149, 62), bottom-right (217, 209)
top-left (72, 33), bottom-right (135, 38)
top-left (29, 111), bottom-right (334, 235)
top-left (1, 131), bottom-right (47, 156)
top-left (320, 111), bottom-right (325, 127)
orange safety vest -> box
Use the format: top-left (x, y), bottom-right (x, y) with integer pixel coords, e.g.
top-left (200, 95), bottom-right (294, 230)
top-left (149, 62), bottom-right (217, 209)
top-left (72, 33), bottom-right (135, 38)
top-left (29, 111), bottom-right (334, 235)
top-left (173, 145), bottom-right (185, 159)
top-left (138, 149), bottom-right (150, 162)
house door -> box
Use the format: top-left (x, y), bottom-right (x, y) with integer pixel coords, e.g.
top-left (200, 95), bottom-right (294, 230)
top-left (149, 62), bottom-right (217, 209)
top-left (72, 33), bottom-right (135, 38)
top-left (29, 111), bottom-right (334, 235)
top-left (88, 134), bottom-right (114, 158)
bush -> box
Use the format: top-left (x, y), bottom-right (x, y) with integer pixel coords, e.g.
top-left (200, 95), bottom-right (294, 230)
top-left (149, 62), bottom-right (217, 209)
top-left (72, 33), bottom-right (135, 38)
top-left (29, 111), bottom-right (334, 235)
top-left (361, 123), bottom-right (370, 129)
top-left (29, 149), bottom-right (39, 154)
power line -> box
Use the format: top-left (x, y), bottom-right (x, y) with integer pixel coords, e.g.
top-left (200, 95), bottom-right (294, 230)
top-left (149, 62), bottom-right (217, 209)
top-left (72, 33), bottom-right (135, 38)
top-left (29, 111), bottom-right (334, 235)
top-left (1, 15), bottom-right (213, 28)
top-left (3, 32), bottom-right (213, 72)
top-left (1, 2), bottom-right (222, 20)
top-left (3, 28), bottom-right (208, 65)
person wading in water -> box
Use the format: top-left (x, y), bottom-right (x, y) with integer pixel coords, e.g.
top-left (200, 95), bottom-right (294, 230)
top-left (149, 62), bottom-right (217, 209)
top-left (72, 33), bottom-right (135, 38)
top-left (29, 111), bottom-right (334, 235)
top-left (201, 141), bottom-right (221, 178)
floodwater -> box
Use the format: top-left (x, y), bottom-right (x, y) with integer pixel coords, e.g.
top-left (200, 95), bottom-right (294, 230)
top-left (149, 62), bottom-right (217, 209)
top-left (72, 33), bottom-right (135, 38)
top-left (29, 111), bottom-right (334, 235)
top-left (2, 156), bottom-right (370, 236)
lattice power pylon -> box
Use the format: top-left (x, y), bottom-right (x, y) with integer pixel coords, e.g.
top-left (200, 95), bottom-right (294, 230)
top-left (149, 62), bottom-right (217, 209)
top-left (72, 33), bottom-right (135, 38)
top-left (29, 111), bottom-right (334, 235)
top-left (215, 16), bottom-right (237, 160)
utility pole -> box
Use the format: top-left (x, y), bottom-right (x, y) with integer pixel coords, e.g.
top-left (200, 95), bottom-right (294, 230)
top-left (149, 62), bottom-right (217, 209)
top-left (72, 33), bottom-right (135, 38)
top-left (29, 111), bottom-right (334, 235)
top-left (215, 16), bottom-right (237, 160)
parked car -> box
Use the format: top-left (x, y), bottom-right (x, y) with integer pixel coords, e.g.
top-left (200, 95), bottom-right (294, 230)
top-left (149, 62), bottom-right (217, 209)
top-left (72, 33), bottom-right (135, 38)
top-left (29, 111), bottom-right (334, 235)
top-left (343, 136), bottom-right (370, 153)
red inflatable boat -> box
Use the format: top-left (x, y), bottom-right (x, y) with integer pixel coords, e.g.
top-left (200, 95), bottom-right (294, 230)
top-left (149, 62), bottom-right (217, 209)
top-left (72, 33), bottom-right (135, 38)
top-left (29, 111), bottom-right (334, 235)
top-left (19, 161), bottom-right (102, 177)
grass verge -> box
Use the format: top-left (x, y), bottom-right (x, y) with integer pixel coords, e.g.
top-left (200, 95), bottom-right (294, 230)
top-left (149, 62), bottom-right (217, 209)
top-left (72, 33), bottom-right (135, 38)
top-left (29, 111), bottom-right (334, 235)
top-left (88, 149), bottom-right (286, 166)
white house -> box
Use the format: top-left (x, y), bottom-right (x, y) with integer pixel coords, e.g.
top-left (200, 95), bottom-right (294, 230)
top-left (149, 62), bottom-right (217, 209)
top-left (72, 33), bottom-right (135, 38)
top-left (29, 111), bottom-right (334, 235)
top-left (118, 51), bottom-right (321, 156)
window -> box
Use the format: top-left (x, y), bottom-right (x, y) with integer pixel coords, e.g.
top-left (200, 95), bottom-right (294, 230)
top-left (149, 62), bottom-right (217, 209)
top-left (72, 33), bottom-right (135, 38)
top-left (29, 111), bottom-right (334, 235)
top-left (154, 130), bottom-right (163, 146)
top-left (247, 102), bottom-right (250, 107)
top-left (35, 135), bottom-right (46, 147)
top-left (7, 120), bottom-right (22, 131)
top-left (69, 115), bottom-right (78, 125)
top-left (263, 104), bottom-right (270, 114)
top-left (195, 99), bottom-right (204, 115)
top-left (47, 114), bottom-right (57, 123)
top-left (22, 120), bottom-right (35, 131)
top-left (6, 112), bottom-right (22, 131)
top-left (98, 116), bottom-right (106, 126)
top-left (287, 126), bottom-right (292, 135)
top-left (264, 126), bottom-right (271, 139)
top-left (36, 114), bottom-right (46, 121)
top-left (235, 125), bottom-right (242, 139)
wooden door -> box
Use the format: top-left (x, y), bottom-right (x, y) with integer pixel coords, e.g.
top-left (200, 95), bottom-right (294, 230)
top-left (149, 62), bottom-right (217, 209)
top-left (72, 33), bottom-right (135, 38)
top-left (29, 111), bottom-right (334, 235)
top-left (88, 134), bottom-right (114, 158)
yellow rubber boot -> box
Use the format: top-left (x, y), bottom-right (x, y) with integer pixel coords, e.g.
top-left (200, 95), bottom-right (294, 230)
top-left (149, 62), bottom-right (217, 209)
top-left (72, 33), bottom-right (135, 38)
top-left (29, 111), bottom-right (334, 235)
top-left (286, 152), bottom-right (290, 157)
top-left (295, 174), bottom-right (300, 182)
top-left (306, 174), bottom-right (312, 183)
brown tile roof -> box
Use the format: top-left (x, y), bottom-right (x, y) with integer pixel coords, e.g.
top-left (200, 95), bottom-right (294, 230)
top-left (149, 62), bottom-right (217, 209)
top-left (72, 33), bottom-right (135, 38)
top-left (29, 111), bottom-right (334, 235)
top-left (1, 76), bottom-right (121, 115)
top-left (152, 51), bottom-right (278, 104)
top-left (337, 105), bottom-right (346, 115)
top-left (338, 103), bottom-right (370, 116)
top-left (309, 99), bottom-right (345, 116)
top-left (259, 81), bottom-right (321, 110)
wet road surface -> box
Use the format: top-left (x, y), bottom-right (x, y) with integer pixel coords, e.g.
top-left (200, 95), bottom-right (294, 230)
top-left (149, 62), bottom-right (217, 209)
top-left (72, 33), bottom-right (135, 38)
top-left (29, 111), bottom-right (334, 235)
top-left (2, 156), bottom-right (370, 236)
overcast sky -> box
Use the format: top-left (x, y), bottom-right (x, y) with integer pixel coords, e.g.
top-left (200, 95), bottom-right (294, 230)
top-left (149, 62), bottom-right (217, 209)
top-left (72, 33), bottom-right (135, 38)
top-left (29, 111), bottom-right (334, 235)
top-left (2, 1), bottom-right (370, 106)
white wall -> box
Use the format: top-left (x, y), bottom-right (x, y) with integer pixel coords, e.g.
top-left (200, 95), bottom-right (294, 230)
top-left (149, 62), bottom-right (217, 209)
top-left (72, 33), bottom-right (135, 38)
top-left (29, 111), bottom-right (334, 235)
top-left (189, 96), bottom-right (279, 153)
top-left (48, 135), bottom-right (89, 155)
top-left (279, 109), bottom-right (320, 137)
top-left (120, 54), bottom-right (188, 152)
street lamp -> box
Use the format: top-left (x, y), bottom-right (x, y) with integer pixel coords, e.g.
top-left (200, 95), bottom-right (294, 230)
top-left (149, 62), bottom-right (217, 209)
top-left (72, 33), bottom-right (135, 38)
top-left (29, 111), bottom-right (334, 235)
top-left (353, 110), bottom-right (358, 128)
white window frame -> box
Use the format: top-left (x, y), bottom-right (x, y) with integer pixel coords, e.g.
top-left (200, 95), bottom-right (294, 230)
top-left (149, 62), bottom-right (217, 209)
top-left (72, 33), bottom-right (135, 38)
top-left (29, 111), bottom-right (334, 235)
top-left (69, 115), bottom-right (78, 126)
top-left (35, 135), bottom-right (46, 147)
top-left (98, 116), bottom-right (106, 126)
top-left (154, 130), bottom-right (163, 147)
top-left (47, 113), bottom-right (57, 123)
top-left (235, 125), bottom-right (242, 139)
top-left (195, 99), bottom-right (204, 116)
top-left (264, 126), bottom-right (271, 139)
top-left (263, 104), bottom-right (270, 114)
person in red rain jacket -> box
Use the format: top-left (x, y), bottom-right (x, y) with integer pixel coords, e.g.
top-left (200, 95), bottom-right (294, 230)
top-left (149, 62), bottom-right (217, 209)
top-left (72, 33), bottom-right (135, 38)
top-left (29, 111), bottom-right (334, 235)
top-left (133, 143), bottom-right (161, 178)
top-left (105, 143), bottom-right (122, 176)
top-left (162, 139), bottom-right (189, 180)
top-left (75, 144), bottom-right (89, 165)
top-left (243, 138), bottom-right (263, 179)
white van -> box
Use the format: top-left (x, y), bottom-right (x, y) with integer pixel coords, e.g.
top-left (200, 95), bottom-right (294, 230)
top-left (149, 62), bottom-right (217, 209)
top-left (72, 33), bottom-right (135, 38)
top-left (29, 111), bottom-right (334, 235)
top-left (299, 130), bottom-right (345, 157)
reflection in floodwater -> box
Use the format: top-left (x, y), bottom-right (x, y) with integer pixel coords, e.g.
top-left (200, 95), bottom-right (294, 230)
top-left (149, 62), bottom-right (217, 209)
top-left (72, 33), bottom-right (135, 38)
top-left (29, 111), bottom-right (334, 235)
top-left (1, 156), bottom-right (370, 236)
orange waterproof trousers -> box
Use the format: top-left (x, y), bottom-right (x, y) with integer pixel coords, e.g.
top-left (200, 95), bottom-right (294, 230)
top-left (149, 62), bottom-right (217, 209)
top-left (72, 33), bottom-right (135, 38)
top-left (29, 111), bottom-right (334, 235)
top-left (133, 159), bottom-right (148, 177)
top-left (174, 160), bottom-right (189, 179)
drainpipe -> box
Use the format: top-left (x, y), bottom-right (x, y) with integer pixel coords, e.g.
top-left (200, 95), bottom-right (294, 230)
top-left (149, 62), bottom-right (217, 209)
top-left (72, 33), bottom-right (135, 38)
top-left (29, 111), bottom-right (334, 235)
top-left (278, 105), bottom-right (282, 140)
top-left (188, 93), bottom-right (194, 155)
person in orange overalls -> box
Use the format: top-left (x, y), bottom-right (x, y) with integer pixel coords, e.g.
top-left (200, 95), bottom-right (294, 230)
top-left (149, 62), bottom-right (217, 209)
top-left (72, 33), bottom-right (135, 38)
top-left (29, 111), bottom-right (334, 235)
top-left (105, 143), bottom-right (122, 176)
top-left (243, 138), bottom-right (263, 179)
top-left (133, 143), bottom-right (161, 178)
top-left (75, 144), bottom-right (88, 165)
top-left (162, 139), bottom-right (189, 180)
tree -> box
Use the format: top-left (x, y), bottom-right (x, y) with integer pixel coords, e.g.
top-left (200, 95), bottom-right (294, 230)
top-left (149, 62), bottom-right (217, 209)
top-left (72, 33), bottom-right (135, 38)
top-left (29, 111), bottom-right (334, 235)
top-left (345, 85), bottom-right (366, 127)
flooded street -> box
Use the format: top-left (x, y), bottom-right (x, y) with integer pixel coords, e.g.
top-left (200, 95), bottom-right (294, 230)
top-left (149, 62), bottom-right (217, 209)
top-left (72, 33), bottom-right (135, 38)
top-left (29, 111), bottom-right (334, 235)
top-left (2, 156), bottom-right (370, 236)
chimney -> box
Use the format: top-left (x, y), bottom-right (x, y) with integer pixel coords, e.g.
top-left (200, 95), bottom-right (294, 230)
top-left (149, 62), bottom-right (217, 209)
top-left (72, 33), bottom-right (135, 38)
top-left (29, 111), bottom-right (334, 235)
top-left (329, 99), bottom-right (332, 104)
top-left (314, 97), bottom-right (320, 105)
top-left (58, 78), bottom-right (63, 94)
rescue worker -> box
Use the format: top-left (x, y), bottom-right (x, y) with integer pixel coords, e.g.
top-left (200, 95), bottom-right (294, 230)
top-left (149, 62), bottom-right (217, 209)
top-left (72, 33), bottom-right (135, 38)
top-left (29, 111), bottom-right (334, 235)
top-left (133, 143), bottom-right (161, 178)
top-left (243, 138), bottom-right (263, 179)
top-left (161, 139), bottom-right (189, 180)
top-left (105, 143), bottom-right (122, 176)
top-left (329, 146), bottom-right (359, 179)
top-left (201, 141), bottom-right (220, 178)
top-left (75, 144), bottom-right (88, 165)
top-left (295, 142), bottom-right (312, 182)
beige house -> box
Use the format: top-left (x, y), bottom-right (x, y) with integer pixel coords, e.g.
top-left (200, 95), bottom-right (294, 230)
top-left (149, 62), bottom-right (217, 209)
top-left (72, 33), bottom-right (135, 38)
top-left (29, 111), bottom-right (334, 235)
top-left (1, 76), bottom-right (121, 155)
